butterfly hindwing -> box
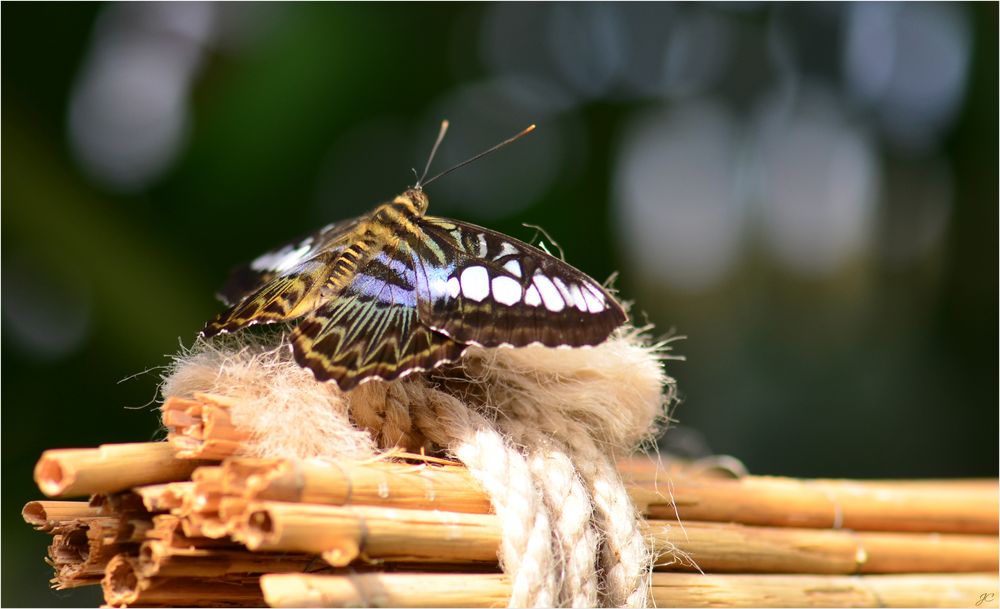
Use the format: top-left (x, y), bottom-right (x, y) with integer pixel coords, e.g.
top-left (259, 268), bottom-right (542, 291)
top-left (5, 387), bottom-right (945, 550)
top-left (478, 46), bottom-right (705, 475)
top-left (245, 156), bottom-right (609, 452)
top-left (409, 217), bottom-right (627, 348)
top-left (289, 250), bottom-right (466, 390)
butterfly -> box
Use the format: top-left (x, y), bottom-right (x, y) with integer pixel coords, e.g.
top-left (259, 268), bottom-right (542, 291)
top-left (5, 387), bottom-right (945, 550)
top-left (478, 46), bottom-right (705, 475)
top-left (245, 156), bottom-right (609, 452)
top-left (200, 123), bottom-right (627, 390)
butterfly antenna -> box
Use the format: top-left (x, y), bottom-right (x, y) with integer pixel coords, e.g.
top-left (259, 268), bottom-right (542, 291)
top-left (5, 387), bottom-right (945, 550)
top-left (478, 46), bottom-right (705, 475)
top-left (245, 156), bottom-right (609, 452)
top-left (417, 120), bottom-right (450, 187)
top-left (421, 123), bottom-right (536, 188)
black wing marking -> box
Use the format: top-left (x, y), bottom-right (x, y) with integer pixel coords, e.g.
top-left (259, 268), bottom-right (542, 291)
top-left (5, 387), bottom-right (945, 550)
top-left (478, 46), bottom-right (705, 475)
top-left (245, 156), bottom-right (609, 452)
top-left (217, 218), bottom-right (361, 306)
top-left (289, 250), bottom-right (466, 390)
top-left (408, 217), bottom-right (627, 348)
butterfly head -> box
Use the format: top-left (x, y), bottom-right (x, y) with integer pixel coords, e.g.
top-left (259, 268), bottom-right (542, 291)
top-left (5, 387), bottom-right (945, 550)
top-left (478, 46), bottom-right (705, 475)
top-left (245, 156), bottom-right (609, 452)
top-left (397, 188), bottom-right (430, 216)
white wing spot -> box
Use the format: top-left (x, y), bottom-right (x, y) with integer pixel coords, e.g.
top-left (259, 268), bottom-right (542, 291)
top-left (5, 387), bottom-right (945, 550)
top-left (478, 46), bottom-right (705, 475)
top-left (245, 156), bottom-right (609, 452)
top-left (446, 276), bottom-right (461, 298)
top-left (492, 275), bottom-right (522, 306)
top-left (583, 284), bottom-right (607, 313)
top-left (553, 277), bottom-right (575, 302)
top-left (533, 274), bottom-right (565, 312)
top-left (476, 233), bottom-right (489, 257)
top-left (569, 284), bottom-right (588, 312)
top-left (503, 259), bottom-right (523, 278)
top-left (252, 241), bottom-right (312, 273)
top-left (498, 242), bottom-right (519, 258)
top-left (460, 266), bottom-right (490, 302)
top-left (525, 285), bottom-right (542, 306)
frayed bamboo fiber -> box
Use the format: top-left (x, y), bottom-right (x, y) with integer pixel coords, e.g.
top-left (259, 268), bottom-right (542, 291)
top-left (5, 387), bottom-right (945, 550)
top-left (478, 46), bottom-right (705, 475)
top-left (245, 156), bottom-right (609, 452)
top-left (208, 455), bottom-right (998, 534)
top-left (34, 442), bottom-right (206, 498)
top-left (260, 571), bottom-right (999, 608)
top-left (221, 499), bottom-right (997, 574)
top-left (103, 554), bottom-right (265, 608)
top-left (47, 517), bottom-right (133, 589)
top-left (163, 394), bottom-right (250, 459)
top-left (135, 482), bottom-right (196, 512)
top-left (144, 514), bottom-right (242, 552)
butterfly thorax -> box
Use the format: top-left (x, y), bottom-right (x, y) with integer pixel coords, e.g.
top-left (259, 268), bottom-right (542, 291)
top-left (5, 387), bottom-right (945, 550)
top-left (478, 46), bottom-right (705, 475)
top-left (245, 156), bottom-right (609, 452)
top-left (377, 189), bottom-right (429, 218)
top-left (319, 190), bottom-right (429, 297)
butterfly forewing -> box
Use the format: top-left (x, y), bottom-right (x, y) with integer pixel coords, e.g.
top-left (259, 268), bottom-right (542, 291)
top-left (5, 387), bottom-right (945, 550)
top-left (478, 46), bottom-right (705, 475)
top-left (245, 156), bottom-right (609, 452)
top-left (203, 218), bottom-right (363, 337)
top-left (202, 256), bottom-right (334, 338)
top-left (409, 217), bottom-right (627, 348)
top-left (216, 218), bottom-right (361, 306)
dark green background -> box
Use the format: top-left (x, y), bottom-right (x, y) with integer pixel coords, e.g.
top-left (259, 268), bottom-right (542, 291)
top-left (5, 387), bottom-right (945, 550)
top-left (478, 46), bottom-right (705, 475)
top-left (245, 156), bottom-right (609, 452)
top-left (3, 3), bottom-right (997, 606)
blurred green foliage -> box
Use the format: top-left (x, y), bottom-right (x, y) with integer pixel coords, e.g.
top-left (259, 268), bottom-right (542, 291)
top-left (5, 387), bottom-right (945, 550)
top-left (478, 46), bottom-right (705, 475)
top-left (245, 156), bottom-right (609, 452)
top-left (3, 3), bottom-right (996, 606)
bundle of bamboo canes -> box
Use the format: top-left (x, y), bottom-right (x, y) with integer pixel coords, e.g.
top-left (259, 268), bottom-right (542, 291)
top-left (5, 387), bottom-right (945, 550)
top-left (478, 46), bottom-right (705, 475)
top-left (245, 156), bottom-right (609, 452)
top-left (24, 392), bottom-right (999, 607)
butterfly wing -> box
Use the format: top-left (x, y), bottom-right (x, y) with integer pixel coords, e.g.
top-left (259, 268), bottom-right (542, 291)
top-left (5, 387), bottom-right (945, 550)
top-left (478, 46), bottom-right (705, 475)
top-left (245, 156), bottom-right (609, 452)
top-left (216, 218), bottom-right (361, 306)
top-left (409, 217), bottom-right (627, 348)
top-left (203, 206), bottom-right (625, 389)
top-left (202, 218), bottom-right (363, 338)
top-left (289, 250), bottom-right (465, 390)
top-left (201, 255), bottom-right (337, 338)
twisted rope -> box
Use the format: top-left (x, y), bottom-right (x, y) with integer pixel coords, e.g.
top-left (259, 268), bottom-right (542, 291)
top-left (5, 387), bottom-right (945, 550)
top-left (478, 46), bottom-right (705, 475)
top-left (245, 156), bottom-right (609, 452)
top-left (406, 387), bottom-right (559, 607)
top-left (349, 382), bottom-right (425, 450)
top-left (507, 402), bottom-right (652, 607)
top-left (500, 420), bottom-right (601, 607)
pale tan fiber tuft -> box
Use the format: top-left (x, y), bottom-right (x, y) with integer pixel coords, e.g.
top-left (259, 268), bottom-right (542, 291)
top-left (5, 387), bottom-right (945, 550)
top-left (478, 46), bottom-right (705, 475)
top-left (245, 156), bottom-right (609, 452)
top-left (161, 334), bottom-right (376, 461)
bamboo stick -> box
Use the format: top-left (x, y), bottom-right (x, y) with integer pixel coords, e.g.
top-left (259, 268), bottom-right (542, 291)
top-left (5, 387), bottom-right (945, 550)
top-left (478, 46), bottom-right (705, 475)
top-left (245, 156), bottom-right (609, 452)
top-left (233, 501), bottom-right (502, 566)
top-left (103, 554), bottom-right (265, 608)
top-left (262, 572), bottom-right (511, 608)
top-left (653, 572), bottom-right (1000, 608)
top-left (34, 442), bottom-right (205, 498)
top-left (182, 466), bottom-right (225, 515)
top-left (645, 476), bottom-right (999, 534)
top-left (223, 458), bottom-right (492, 513)
top-left (652, 521), bottom-right (999, 574)
top-left (208, 455), bottom-right (998, 534)
top-left (225, 500), bottom-right (997, 574)
top-left (22, 501), bottom-right (101, 531)
top-left (159, 394), bottom-right (997, 533)
top-left (137, 539), bottom-right (319, 578)
top-left (261, 571), bottom-right (999, 608)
